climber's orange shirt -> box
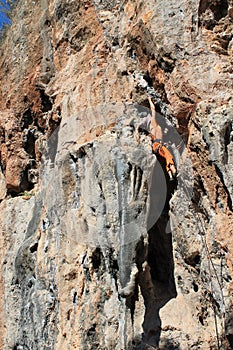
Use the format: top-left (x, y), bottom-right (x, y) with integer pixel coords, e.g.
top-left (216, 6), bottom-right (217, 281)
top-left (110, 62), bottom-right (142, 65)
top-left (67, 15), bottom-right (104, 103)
top-left (152, 141), bottom-right (175, 173)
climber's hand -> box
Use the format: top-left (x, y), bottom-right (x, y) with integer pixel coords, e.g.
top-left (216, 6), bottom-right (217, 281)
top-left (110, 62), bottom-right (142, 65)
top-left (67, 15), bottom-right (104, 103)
top-left (170, 164), bottom-right (177, 176)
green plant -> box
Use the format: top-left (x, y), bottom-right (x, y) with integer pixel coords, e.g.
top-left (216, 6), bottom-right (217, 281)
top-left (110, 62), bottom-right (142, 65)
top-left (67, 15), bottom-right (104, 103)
top-left (18, 191), bottom-right (35, 199)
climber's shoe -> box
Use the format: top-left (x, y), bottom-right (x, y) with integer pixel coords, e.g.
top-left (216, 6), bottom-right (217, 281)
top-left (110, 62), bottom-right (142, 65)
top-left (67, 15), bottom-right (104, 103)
top-left (167, 164), bottom-right (177, 181)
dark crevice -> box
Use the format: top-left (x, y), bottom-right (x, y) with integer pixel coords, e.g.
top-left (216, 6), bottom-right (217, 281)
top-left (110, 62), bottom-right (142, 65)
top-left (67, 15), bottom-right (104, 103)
top-left (72, 291), bottom-right (77, 304)
top-left (157, 51), bottom-right (176, 73)
top-left (194, 175), bottom-right (207, 198)
top-left (83, 264), bottom-right (91, 282)
top-left (0, 126), bottom-right (5, 146)
top-left (28, 278), bottom-right (34, 288)
top-left (193, 281), bottom-right (199, 292)
top-left (184, 251), bottom-right (201, 268)
top-left (112, 36), bottom-right (119, 46)
top-left (39, 89), bottom-right (53, 113)
top-left (134, 166), bottom-right (143, 200)
top-left (223, 123), bottom-right (232, 164)
top-left (77, 147), bottom-right (86, 159)
top-left (0, 164), bottom-right (5, 177)
top-left (87, 324), bottom-right (97, 337)
top-left (91, 247), bottom-right (103, 271)
top-left (98, 181), bottom-right (106, 201)
top-left (198, 0), bottom-right (229, 29)
top-left (225, 313), bottom-right (233, 348)
top-left (70, 152), bottom-right (78, 163)
top-left (8, 191), bottom-right (19, 198)
top-left (126, 282), bottom-right (139, 323)
top-left (20, 108), bottom-right (33, 130)
top-left (226, 334), bottom-right (233, 348)
top-left (224, 274), bottom-right (232, 282)
top-left (29, 242), bottom-right (38, 254)
top-left (108, 248), bottom-right (119, 291)
top-left (109, 248), bottom-right (119, 273)
top-left (127, 162), bottom-right (133, 174)
top-left (214, 164), bottom-right (232, 211)
top-left (143, 71), bottom-right (154, 87)
top-left (67, 309), bottom-right (72, 321)
top-left (199, 315), bottom-right (204, 326)
top-left (121, 70), bottom-right (129, 76)
top-left (23, 130), bottom-right (36, 159)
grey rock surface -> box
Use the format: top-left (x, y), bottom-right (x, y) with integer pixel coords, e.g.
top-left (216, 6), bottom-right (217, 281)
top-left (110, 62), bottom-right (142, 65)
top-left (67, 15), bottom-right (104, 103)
top-left (0, 0), bottom-right (232, 349)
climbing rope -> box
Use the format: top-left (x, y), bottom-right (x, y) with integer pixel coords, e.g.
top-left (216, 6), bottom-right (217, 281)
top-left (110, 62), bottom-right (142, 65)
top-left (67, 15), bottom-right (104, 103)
top-left (173, 171), bottom-right (227, 349)
top-left (196, 210), bottom-right (226, 350)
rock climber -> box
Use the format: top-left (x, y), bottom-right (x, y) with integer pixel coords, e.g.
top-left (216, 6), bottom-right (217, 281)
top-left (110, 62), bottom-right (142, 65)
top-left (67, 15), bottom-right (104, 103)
top-left (148, 96), bottom-right (177, 180)
top-left (138, 96), bottom-right (177, 180)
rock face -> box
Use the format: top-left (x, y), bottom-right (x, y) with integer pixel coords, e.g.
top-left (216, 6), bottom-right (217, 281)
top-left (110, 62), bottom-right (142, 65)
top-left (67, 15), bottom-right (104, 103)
top-left (0, 0), bottom-right (232, 349)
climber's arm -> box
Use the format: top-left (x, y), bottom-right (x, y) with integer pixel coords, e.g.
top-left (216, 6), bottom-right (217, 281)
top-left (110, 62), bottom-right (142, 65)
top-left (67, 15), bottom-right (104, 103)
top-left (148, 96), bottom-right (163, 141)
top-left (148, 96), bottom-right (156, 120)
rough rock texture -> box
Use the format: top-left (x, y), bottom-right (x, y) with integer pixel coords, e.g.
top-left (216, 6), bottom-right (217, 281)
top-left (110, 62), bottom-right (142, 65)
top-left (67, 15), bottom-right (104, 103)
top-left (0, 0), bottom-right (233, 349)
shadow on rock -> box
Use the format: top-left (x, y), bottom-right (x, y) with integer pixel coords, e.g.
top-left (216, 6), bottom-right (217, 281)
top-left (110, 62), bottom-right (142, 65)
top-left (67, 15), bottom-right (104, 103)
top-left (136, 160), bottom-right (178, 348)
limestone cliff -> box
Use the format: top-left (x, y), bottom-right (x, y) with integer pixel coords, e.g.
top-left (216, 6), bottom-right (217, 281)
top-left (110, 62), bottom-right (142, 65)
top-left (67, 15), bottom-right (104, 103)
top-left (0, 0), bottom-right (232, 349)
